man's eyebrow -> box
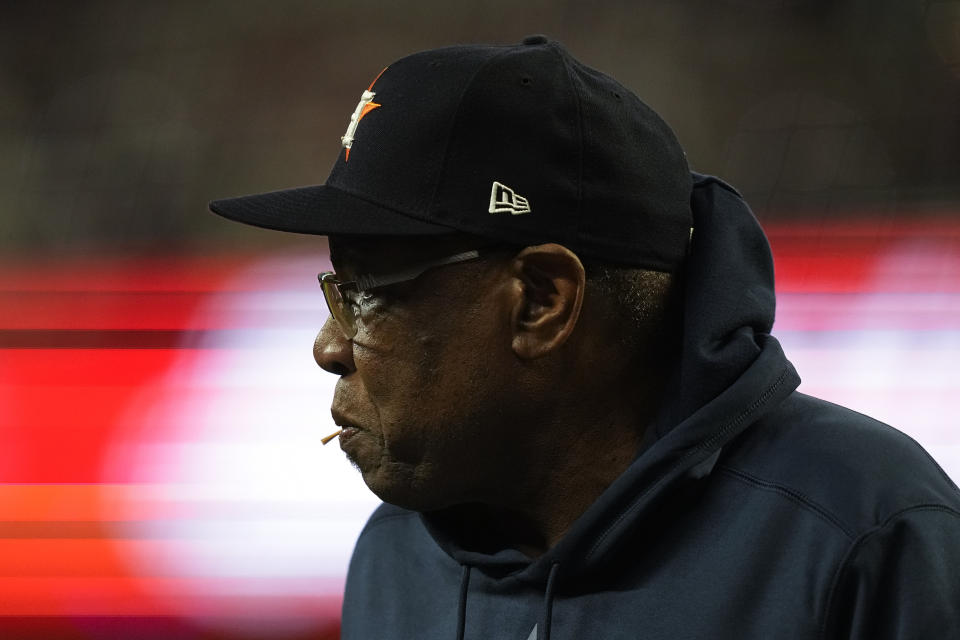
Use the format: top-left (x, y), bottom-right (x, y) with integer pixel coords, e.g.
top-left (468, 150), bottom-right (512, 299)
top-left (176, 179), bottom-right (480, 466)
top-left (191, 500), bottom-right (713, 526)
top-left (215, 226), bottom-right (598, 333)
top-left (329, 246), bottom-right (379, 278)
top-left (328, 242), bottom-right (360, 269)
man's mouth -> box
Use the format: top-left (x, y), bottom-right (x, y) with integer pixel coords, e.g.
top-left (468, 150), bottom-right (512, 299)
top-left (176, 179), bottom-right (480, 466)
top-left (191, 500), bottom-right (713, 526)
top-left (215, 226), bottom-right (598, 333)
top-left (337, 425), bottom-right (360, 446)
top-left (328, 410), bottom-right (362, 446)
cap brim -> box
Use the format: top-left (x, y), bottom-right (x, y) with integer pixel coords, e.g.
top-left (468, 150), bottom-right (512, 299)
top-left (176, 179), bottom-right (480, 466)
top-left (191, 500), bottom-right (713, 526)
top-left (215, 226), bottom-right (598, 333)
top-left (209, 184), bottom-right (456, 236)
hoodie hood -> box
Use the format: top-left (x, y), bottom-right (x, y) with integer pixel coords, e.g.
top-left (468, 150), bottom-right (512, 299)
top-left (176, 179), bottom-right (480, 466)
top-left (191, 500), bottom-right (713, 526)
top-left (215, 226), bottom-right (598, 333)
top-left (342, 176), bottom-right (960, 640)
top-left (422, 173), bottom-right (801, 585)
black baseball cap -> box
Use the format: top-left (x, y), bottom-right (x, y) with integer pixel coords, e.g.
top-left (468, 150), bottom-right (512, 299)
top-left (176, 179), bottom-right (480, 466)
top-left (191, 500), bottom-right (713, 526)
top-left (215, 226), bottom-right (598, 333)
top-left (210, 35), bottom-right (693, 271)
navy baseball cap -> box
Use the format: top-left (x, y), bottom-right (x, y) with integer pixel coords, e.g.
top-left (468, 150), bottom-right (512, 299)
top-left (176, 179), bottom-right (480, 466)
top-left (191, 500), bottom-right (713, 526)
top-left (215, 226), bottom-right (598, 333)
top-left (210, 35), bottom-right (693, 271)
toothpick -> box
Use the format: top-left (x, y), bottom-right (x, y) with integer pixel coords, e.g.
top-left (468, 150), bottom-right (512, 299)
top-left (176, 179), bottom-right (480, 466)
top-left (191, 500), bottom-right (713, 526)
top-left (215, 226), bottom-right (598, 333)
top-left (321, 429), bottom-right (343, 445)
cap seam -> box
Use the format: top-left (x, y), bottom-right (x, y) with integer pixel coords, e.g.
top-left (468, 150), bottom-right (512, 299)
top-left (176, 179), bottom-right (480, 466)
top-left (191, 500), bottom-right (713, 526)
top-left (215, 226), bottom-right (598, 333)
top-left (551, 43), bottom-right (585, 249)
top-left (426, 47), bottom-right (517, 217)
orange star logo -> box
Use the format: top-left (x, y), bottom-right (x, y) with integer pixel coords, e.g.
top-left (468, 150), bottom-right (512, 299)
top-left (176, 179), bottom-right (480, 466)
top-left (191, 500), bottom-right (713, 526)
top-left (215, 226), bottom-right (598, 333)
top-left (341, 67), bottom-right (387, 162)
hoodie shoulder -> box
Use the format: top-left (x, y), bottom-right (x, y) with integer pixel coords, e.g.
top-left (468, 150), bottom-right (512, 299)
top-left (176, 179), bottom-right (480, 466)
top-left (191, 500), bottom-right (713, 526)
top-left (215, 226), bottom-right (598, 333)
top-left (359, 502), bottom-right (419, 534)
top-left (348, 503), bottom-right (432, 577)
top-left (343, 503), bottom-right (464, 639)
top-left (692, 171), bottom-right (743, 197)
top-left (718, 391), bottom-right (960, 538)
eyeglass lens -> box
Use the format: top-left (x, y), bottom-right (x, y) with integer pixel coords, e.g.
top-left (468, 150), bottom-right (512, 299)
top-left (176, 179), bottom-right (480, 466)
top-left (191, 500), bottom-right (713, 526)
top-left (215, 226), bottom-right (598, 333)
top-left (320, 275), bottom-right (358, 339)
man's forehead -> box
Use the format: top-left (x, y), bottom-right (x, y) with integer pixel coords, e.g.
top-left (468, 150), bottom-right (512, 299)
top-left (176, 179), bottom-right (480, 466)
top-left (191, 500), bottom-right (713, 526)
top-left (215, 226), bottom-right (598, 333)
top-left (329, 234), bottom-right (427, 266)
top-left (328, 235), bottom-right (397, 261)
top-left (328, 233), bottom-right (490, 269)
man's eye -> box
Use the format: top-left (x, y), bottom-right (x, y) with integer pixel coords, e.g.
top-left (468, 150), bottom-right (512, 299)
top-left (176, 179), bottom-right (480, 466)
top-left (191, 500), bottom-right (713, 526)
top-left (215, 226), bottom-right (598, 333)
top-left (346, 290), bottom-right (376, 312)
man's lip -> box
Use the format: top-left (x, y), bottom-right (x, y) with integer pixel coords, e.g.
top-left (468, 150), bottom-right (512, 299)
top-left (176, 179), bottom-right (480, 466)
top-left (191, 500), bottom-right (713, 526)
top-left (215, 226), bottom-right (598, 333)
top-left (330, 409), bottom-right (361, 431)
top-left (330, 408), bottom-right (364, 448)
top-left (337, 425), bottom-right (360, 448)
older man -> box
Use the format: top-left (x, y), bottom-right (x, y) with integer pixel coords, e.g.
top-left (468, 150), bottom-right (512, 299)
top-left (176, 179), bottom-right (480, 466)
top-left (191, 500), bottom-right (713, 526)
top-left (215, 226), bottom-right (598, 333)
top-left (211, 37), bottom-right (960, 640)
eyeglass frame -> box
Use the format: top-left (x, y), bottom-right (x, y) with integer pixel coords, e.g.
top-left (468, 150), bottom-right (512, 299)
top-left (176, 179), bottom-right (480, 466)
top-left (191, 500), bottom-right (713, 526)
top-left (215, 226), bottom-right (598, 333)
top-left (318, 248), bottom-right (491, 339)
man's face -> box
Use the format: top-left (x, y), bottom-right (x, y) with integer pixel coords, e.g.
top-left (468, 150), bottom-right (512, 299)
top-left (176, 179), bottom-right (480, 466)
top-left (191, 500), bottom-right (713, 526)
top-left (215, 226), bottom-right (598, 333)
top-left (314, 235), bottom-right (525, 511)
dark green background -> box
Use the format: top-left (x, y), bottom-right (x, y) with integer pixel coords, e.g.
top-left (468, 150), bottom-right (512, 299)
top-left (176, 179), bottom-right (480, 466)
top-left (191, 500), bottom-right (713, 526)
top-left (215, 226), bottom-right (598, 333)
top-left (3, 0), bottom-right (958, 255)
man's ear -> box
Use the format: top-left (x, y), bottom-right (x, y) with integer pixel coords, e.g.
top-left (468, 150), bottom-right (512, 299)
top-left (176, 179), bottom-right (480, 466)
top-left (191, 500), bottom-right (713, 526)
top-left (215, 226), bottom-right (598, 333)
top-left (509, 244), bottom-right (586, 360)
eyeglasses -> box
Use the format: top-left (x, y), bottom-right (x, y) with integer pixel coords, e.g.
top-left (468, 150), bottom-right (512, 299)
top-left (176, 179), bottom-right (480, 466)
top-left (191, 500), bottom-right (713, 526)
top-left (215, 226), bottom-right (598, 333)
top-left (318, 249), bottom-right (485, 339)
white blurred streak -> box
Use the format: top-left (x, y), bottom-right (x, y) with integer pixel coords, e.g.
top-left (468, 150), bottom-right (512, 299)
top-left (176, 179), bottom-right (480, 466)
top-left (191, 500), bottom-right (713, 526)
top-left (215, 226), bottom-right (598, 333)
top-left (778, 234), bottom-right (960, 483)
top-left (777, 293), bottom-right (960, 331)
top-left (102, 252), bottom-right (379, 634)
top-left (97, 240), bottom-right (960, 635)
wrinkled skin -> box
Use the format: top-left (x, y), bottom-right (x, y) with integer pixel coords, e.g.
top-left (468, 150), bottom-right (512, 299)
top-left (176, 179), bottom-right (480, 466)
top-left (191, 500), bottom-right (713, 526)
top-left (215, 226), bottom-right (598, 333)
top-left (315, 235), bottom-right (530, 512)
top-left (314, 234), bottom-right (654, 554)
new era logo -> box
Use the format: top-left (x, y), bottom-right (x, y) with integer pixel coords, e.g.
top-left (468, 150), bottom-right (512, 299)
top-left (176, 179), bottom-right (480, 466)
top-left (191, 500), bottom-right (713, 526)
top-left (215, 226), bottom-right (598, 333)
top-left (489, 181), bottom-right (531, 215)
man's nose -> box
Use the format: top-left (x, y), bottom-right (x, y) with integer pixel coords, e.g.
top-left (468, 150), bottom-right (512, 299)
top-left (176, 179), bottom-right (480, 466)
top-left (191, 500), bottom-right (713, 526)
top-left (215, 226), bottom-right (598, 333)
top-left (314, 316), bottom-right (356, 376)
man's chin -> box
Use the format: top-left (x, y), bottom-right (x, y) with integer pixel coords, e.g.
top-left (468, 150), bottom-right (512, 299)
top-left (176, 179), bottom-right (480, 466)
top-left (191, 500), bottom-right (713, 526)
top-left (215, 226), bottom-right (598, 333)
top-left (361, 473), bottom-right (453, 513)
top-left (343, 450), bottom-right (363, 473)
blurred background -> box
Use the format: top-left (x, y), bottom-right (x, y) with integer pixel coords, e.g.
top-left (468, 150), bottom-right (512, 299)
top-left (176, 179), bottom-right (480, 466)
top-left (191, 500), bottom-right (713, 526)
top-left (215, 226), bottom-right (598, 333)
top-left (2, 1), bottom-right (959, 638)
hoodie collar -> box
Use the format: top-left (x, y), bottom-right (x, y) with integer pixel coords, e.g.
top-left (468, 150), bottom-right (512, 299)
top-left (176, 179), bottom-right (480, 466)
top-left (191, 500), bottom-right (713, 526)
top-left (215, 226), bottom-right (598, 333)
top-left (422, 173), bottom-right (800, 586)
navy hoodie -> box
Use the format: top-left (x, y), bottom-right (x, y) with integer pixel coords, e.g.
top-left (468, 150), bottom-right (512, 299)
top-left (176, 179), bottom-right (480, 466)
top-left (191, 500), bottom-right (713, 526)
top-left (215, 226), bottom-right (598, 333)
top-left (341, 174), bottom-right (960, 639)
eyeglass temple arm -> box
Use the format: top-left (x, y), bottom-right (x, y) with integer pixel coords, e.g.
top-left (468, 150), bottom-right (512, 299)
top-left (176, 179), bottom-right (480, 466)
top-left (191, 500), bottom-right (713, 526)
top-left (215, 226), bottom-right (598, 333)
top-left (354, 250), bottom-right (481, 290)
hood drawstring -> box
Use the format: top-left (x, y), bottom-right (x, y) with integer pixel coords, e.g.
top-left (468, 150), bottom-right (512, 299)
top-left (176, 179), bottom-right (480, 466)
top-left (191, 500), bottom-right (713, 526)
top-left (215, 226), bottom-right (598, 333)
top-left (455, 562), bottom-right (559, 640)
top-left (540, 562), bottom-right (560, 640)
top-left (456, 564), bottom-right (471, 640)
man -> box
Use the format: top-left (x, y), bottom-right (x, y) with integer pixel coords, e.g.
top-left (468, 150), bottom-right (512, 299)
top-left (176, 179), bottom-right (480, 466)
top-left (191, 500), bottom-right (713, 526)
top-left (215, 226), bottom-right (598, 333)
top-left (210, 36), bottom-right (960, 640)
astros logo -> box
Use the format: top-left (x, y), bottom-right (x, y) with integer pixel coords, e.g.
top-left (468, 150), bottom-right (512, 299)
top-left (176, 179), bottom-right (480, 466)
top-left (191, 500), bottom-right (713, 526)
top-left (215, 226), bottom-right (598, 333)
top-left (341, 67), bottom-right (387, 162)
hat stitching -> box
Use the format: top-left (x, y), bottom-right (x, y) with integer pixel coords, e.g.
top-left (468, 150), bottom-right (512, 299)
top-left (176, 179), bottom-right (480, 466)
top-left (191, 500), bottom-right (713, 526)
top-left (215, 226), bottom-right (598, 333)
top-left (425, 46), bottom-right (516, 221)
top-left (551, 43), bottom-right (586, 252)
